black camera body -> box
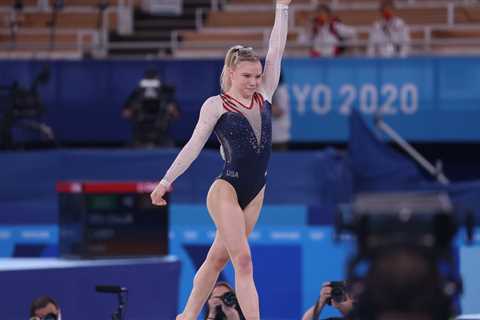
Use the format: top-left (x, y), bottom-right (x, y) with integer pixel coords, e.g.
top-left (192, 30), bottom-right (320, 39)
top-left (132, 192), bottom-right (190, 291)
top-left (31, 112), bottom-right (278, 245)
top-left (212, 291), bottom-right (242, 320)
top-left (43, 313), bottom-right (58, 320)
top-left (336, 192), bottom-right (461, 255)
top-left (335, 191), bottom-right (471, 319)
top-left (127, 81), bottom-right (176, 147)
top-left (326, 281), bottom-right (347, 305)
top-left (220, 291), bottom-right (238, 307)
top-left (131, 85), bottom-right (173, 124)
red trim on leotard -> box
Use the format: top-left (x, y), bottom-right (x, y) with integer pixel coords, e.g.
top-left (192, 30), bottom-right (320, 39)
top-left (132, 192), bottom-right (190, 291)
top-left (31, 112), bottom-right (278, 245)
top-left (254, 92), bottom-right (264, 110)
top-left (222, 92), bottom-right (255, 110)
top-left (221, 94), bottom-right (244, 114)
top-left (221, 92), bottom-right (265, 112)
top-left (223, 102), bottom-right (241, 114)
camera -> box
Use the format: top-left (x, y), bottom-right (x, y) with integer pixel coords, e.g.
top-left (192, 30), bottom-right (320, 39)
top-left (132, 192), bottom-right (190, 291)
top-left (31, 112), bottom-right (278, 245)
top-left (0, 65), bottom-right (55, 149)
top-left (220, 291), bottom-right (238, 307)
top-left (326, 281), bottom-right (347, 305)
top-left (212, 291), bottom-right (240, 320)
top-left (125, 72), bottom-right (177, 147)
top-left (335, 191), bottom-right (473, 319)
top-left (335, 191), bottom-right (465, 255)
top-left (210, 290), bottom-right (245, 320)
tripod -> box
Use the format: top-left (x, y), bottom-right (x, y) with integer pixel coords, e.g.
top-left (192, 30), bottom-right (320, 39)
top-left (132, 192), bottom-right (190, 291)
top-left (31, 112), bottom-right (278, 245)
top-left (95, 285), bottom-right (128, 320)
top-left (111, 290), bottom-right (127, 320)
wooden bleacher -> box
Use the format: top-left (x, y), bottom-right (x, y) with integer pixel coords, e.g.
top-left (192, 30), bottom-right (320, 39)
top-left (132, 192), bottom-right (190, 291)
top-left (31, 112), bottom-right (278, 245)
top-left (208, 6), bottom-right (450, 29)
top-left (0, 0), bottom-right (141, 7)
top-left (295, 7), bottom-right (449, 27)
top-left (455, 6), bottom-right (480, 23)
top-left (0, 0), bottom-right (123, 58)
top-left (180, 29), bottom-right (298, 47)
top-left (0, 31), bottom-right (94, 44)
top-left (3, 12), bottom-right (117, 29)
top-left (228, 0), bottom-right (311, 4)
top-left (0, 0), bottom-right (38, 5)
top-left (206, 11), bottom-right (274, 28)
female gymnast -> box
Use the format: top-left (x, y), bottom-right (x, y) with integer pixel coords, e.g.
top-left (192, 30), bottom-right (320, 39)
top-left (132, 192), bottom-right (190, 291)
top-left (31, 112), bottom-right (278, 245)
top-left (151, 1), bottom-right (291, 318)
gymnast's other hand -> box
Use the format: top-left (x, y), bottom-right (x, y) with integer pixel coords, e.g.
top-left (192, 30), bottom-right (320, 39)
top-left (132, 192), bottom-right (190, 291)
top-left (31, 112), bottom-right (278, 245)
top-left (151, 182), bottom-right (169, 206)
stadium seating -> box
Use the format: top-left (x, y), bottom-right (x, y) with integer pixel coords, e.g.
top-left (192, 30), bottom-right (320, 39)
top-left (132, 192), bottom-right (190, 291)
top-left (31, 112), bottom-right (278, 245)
top-left (2, 0), bottom-right (480, 58)
top-left (0, 0), bottom-right (123, 58)
top-left (175, 1), bottom-right (480, 57)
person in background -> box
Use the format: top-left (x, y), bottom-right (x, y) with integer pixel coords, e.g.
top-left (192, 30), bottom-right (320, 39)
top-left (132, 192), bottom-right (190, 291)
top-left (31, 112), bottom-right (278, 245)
top-left (299, 4), bottom-right (356, 57)
top-left (355, 248), bottom-right (453, 320)
top-left (367, 0), bottom-right (411, 57)
top-left (271, 73), bottom-right (290, 151)
top-left (204, 282), bottom-right (245, 320)
top-left (29, 295), bottom-right (61, 320)
top-left (302, 281), bottom-right (355, 320)
top-left (122, 68), bottom-right (180, 148)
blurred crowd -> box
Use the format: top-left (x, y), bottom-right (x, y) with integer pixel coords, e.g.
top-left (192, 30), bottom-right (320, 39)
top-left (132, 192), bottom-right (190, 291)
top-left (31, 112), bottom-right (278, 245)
top-left (298, 0), bottom-right (410, 58)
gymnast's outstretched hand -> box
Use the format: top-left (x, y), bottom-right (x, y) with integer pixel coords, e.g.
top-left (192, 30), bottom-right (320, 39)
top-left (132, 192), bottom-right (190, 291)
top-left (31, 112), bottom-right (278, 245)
top-left (150, 182), bottom-right (169, 206)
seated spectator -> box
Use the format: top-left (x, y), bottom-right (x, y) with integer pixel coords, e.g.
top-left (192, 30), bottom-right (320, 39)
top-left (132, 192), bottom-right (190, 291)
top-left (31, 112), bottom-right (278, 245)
top-left (367, 0), bottom-right (411, 57)
top-left (10, 1), bottom-right (25, 30)
top-left (299, 4), bottom-right (356, 57)
top-left (302, 281), bottom-right (355, 320)
top-left (29, 295), bottom-right (61, 320)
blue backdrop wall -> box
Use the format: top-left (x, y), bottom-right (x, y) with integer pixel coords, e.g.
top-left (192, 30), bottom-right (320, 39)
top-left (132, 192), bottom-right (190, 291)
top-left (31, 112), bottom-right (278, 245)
top-left (2, 57), bottom-right (480, 144)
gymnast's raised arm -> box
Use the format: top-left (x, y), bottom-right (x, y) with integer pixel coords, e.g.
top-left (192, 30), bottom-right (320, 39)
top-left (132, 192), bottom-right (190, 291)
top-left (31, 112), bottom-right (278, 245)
top-left (261, 0), bottom-right (290, 102)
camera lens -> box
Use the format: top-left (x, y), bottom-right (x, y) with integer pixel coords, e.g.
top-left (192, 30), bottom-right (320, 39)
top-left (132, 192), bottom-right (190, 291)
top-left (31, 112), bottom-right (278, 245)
top-left (43, 313), bottom-right (57, 320)
top-left (332, 286), bottom-right (346, 303)
top-left (221, 291), bottom-right (238, 307)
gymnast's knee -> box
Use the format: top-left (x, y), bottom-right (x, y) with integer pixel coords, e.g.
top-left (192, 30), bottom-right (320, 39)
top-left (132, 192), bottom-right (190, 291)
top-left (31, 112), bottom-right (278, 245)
top-left (232, 253), bottom-right (253, 276)
top-left (207, 252), bottom-right (229, 272)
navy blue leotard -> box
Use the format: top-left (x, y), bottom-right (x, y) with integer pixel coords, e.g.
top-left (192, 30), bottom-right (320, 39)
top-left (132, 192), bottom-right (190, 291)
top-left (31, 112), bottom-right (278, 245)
top-left (214, 93), bottom-right (272, 209)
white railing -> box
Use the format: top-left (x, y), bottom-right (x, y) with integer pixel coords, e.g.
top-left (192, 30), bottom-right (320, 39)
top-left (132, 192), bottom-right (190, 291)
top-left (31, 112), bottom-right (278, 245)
top-left (140, 0), bottom-right (183, 15)
top-left (170, 30), bottom-right (180, 52)
top-left (195, 7), bottom-right (204, 30)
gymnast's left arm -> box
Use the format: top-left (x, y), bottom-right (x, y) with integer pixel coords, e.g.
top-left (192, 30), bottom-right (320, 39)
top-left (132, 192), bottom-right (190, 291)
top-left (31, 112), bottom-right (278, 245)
top-left (261, 0), bottom-right (291, 103)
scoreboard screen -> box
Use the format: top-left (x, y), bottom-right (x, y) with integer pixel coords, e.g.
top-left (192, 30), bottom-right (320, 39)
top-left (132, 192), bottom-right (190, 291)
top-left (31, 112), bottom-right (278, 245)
top-left (57, 181), bottom-right (168, 258)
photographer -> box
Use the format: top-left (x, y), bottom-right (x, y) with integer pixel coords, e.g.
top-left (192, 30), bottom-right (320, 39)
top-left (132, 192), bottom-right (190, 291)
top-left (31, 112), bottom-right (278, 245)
top-left (0, 65), bottom-right (55, 149)
top-left (29, 295), bottom-right (61, 320)
top-left (205, 282), bottom-right (245, 320)
top-left (122, 68), bottom-right (180, 148)
top-left (336, 192), bottom-right (462, 320)
top-left (355, 247), bottom-right (453, 320)
top-left (302, 281), bottom-right (354, 320)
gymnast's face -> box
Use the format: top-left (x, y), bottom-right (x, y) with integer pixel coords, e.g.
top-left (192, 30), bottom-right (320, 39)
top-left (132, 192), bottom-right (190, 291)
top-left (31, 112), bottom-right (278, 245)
top-left (230, 61), bottom-right (263, 98)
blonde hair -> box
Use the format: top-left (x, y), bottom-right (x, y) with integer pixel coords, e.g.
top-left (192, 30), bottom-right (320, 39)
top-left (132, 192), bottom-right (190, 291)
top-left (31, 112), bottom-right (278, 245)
top-left (220, 45), bottom-right (260, 92)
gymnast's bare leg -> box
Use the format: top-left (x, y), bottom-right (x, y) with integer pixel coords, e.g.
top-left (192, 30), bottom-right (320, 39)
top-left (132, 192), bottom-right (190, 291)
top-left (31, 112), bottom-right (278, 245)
top-left (176, 181), bottom-right (265, 320)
